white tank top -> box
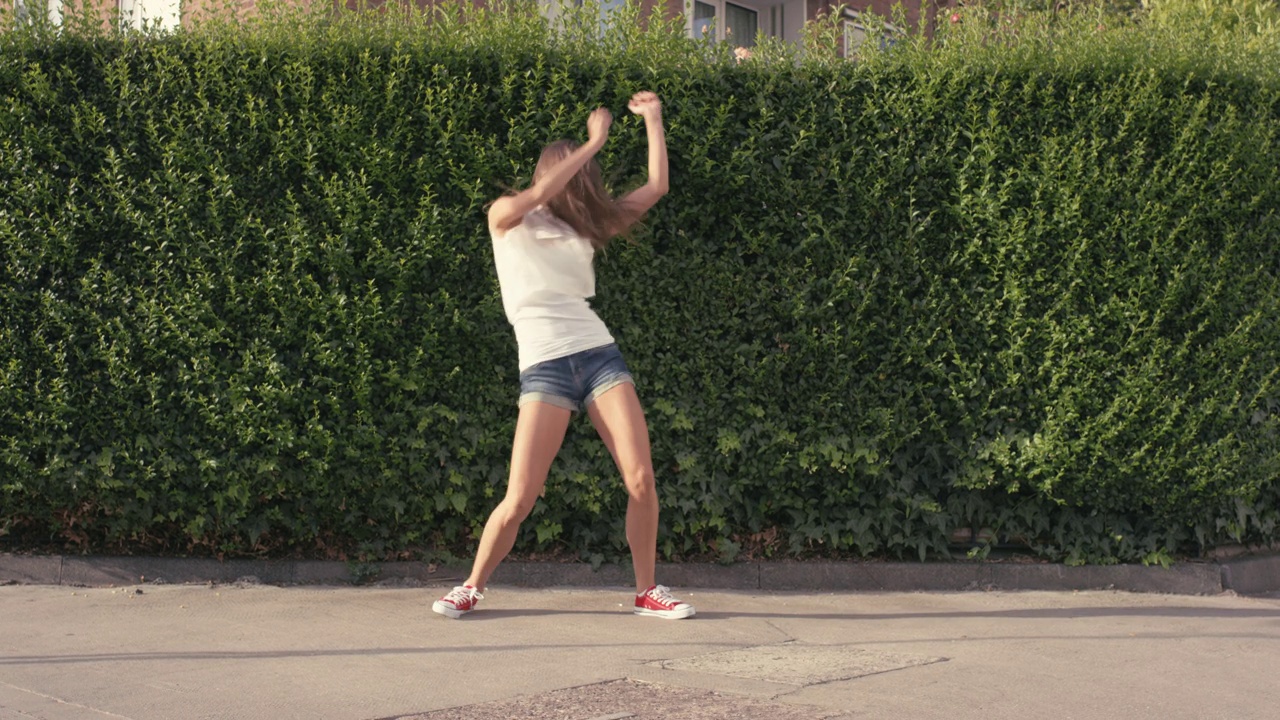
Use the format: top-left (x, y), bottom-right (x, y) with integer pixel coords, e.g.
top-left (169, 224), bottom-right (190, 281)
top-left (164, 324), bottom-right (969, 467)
top-left (491, 207), bottom-right (615, 371)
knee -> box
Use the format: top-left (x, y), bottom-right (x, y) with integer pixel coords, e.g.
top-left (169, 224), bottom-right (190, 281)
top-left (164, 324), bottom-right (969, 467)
top-left (495, 494), bottom-right (538, 526)
top-left (623, 466), bottom-right (656, 502)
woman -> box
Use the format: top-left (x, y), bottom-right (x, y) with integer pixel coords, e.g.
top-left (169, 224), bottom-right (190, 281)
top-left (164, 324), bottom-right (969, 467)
top-left (432, 91), bottom-right (694, 620)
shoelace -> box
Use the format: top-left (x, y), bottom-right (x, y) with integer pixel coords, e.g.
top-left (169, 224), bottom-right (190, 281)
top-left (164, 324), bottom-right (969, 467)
top-left (443, 586), bottom-right (483, 606)
top-left (646, 585), bottom-right (679, 605)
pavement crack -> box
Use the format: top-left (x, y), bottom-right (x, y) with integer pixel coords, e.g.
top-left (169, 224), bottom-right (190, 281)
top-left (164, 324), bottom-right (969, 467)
top-left (763, 619), bottom-right (796, 643)
top-left (0, 680), bottom-right (135, 719)
top-left (768, 684), bottom-right (808, 701)
top-left (799, 656), bottom-right (951, 690)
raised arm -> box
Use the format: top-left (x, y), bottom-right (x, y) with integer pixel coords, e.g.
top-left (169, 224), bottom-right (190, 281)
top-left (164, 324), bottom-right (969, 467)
top-left (617, 91), bottom-right (668, 218)
top-left (489, 108), bottom-right (613, 234)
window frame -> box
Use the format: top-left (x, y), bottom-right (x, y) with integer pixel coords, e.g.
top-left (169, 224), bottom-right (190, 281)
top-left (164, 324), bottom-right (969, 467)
top-left (538, 0), bottom-right (627, 36)
top-left (13, 0), bottom-right (62, 27)
top-left (841, 8), bottom-right (901, 57)
top-left (687, 0), bottom-right (764, 46)
top-left (119, 0), bottom-right (182, 31)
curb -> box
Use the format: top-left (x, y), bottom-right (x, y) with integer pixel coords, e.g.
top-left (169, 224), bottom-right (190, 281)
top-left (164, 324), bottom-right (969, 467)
top-left (3, 553), bottom-right (1270, 595)
top-left (1219, 553), bottom-right (1280, 595)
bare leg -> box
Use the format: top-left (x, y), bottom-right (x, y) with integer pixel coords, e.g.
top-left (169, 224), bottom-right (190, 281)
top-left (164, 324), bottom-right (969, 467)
top-left (587, 383), bottom-right (658, 594)
top-left (465, 401), bottom-right (572, 591)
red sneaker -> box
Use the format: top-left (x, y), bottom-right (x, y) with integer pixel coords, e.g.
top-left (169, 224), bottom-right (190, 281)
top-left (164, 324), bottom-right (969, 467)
top-left (634, 585), bottom-right (695, 619)
top-left (432, 585), bottom-right (483, 618)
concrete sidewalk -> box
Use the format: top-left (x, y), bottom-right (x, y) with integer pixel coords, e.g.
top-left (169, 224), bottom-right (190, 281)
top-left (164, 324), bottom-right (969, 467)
top-left (1, 582), bottom-right (1277, 720)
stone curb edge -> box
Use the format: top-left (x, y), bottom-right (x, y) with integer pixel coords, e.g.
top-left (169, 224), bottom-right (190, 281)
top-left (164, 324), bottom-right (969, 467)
top-left (3, 553), bottom-right (1275, 595)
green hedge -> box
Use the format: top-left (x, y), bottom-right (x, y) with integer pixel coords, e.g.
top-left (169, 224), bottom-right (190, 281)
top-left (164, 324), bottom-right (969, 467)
top-left (1, 4), bottom-right (1277, 565)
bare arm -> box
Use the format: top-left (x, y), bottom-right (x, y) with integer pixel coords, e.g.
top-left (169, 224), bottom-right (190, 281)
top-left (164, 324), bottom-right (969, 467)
top-left (617, 91), bottom-right (668, 218)
top-left (489, 108), bottom-right (613, 235)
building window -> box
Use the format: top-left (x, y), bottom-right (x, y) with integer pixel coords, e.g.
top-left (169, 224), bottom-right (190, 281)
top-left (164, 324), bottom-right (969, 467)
top-left (693, 0), bottom-right (716, 40)
top-left (842, 9), bottom-right (900, 57)
top-left (725, 2), bottom-right (757, 47)
top-left (120, 0), bottom-right (181, 31)
top-left (13, 0), bottom-right (62, 26)
top-left (690, 0), bottom-right (767, 46)
top-left (540, 0), bottom-right (627, 36)
top-left (601, 0), bottom-right (625, 29)
top-left (843, 19), bottom-right (867, 53)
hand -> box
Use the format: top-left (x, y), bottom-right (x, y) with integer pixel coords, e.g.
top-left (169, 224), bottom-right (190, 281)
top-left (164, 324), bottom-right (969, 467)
top-left (627, 91), bottom-right (662, 122)
top-left (587, 107), bottom-right (612, 146)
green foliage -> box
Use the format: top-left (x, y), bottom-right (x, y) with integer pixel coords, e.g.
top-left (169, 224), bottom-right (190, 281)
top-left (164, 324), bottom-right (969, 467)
top-left (1144, 0), bottom-right (1280, 42)
top-left (1, 1), bottom-right (1276, 565)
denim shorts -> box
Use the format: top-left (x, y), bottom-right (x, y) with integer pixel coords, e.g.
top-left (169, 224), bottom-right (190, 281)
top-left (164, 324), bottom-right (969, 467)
top-left (518, 343), bottom-right (634, 413)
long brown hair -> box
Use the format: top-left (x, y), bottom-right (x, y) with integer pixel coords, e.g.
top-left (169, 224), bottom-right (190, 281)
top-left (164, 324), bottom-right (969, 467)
top-left (535, 140), bottom-right (637, 250)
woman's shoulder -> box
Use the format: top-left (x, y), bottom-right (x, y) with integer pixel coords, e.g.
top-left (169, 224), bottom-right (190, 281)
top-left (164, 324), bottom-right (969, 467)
top-left (495, 206), bottom-right (572, 240)
top-left (490, 206), bottom-right (531, 240)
